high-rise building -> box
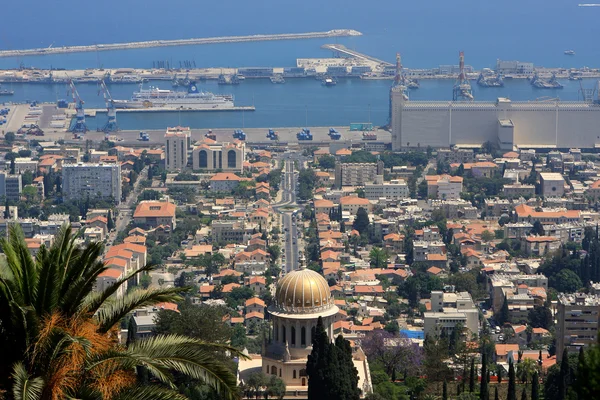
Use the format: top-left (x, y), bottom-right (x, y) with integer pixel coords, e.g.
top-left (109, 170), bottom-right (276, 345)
top-left (0, 172), bottom-right (22, 203)
top-left (556, 293), bottom-right (600, 362)
top-left (62, 163), bottom-right (121, 204)
top-left (165, 126), bottom-right (192, 171)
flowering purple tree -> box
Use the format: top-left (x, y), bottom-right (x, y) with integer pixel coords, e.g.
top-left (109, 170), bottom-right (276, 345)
top-left (361, 330), bottom-right (423, 378)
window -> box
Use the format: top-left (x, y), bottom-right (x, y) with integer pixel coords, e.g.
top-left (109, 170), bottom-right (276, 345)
top-left (293, 370), bottom-right (297, 379)
top-left (301, 326), bottom-right (306, 346)
top-left (291, 326), bottom-right (296, 345)
top-left (199, 150), bottom-right (208, 168)
top-left (228, 150), bottom-right (237, 169)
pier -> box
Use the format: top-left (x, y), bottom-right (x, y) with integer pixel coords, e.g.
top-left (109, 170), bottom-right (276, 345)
top-left (64, 106), bottom-right (256, 117)
top-left (321, 44), bottom-right (393, 67)
top-left (0, 30), bottom-right (362, 58)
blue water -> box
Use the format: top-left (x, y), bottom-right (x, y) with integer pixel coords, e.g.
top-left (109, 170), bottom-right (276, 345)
top-left (400, 330), bottom-right (424, 340)
top-left (0, 0), bottom-right (598, 129)
top-left (1, 0), bottom-right (598, 70)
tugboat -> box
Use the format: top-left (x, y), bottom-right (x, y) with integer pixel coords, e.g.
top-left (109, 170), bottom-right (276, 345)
top-left (0, 87), bottom-right (14, 96)
top-left (564, 50), bottom-right (575, 56)
top-left (530, 73), bottom-right (563, 89)
top-left (270, 75), bottom-right (285, 84)
top-left (322, 76), bottom-right (337, 86)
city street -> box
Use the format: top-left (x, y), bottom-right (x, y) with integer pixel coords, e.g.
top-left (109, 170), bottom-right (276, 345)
top-left (272, 155), bottom-right (301, 273)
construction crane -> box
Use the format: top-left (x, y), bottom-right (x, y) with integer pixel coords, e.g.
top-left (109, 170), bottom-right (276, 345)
top-left (98, 80), bottom-right (118, 132)
top-left (452, 51), bottom-right (474, 101)
top-left (67, 79), bottom-right (87, 133)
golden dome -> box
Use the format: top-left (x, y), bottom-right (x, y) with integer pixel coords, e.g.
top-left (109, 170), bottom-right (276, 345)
top-left (274, 269), bottom-right (333, 313)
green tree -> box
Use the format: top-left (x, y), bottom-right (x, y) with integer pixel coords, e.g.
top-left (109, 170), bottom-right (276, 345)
top-left (318, 154), bottom-right (336, 170)
top-left (231, 324), bottom-right (248, 349)
top-left (307, 316), bottom-right (360, 400)
top-left (516, 358), bottom-right (537, 384)
top-left (558, 348), bottom-right (569, 400)
top-left (521, 387), bottom-right (527, 400)
top-left (469, 358), bottom-right (475, 392)
top-left (369, 247), bottom-right (389, 269)
top-left (496, 364), bottom-right (503, 385)
top-left (5, 131), bottom-right (15, 144)
top-left (267, 375), bottom-right (286, 400)
top-left (481, 230), bottom-right (495, 243)
top-left (443, 380), bottom-right (448, 400)
top-left (480, 353), bottom-right (488, 400)
top-left (508, 359), bottom-right (517, 400)
top-left (353, 207), bottom-right (370, 235)
top-left (0, 225), bottom-right (243, 398)
top-left (497, 295), bottom-right (510, 325)
top-left (22, 170), bottom-right (34, 186)
top-left (530, 221), bottom-right (544, 236)
top-left (531, 371), bottom-right (539, 400)
top-left (107, 209), bottom-right (115, 231)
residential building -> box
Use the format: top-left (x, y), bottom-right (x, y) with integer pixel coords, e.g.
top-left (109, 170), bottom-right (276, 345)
top-left (0, 172), bottom-right (22, 202)
top-left (211, 220), bottom-right (254, 243)
top-left (424, 290), bottom-right (479, 338)
top-left (364, 178), bottom-right (409, 200)
top-left (164, 126), bottom-right (192, 171)
top-left (556, 293), bottom-right (600, 362)
top-left (334, 162), bottom-right (380, 187)
top-left (62, 163), bottom-right (121, 204)
top-left (339, 195), bottom-right (372, 214)
top-left (503, 183), bottom-right (536, 199)
top-left (14, 158), bottom-right (38, 174)
top-left (514, 204), bottom-right (581, 224)
top-left (426, 175), bottom-right (463, 200)
top-left (539, 172), bottom-right (566, 197)
top-left (133, 201), bottom-right (177, 229)
top-left (522, 236), bottom-right (561, 256)
top-left (192, 140), bottom-right (245, 172)
top-left (209, 172), bottom-right (242, 192)
top-left (489, 274), bottom-right (548, 316)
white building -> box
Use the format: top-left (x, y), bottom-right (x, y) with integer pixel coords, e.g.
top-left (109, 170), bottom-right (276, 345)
top-left (62, 163), bottom-right (121, 204)
top-left (14, 158), bottom-right (38, 174)
top-left (391, 86), bottom-right (600, 151)
top-left (192, 140), bottom-right (245, 172)
top-left (426, 175), bottom-right (463, 200)
top-left (239, 268), bottom-right (372, 397)
top-left (165, 126), bottom-right (192, 171)
top-left (364, 178), bottom-right (409, 200)
top-left (424, 290), bottom-right (479, 338)
top-left (539, 172), bottom-right (565, 197)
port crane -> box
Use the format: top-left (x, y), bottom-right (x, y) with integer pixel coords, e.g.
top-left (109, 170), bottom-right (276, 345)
top-left (98, 80), bottom-right (118, 132)
top-left (452, 51), bottom-right (474, 101)
top-left (67, 79), bottom-right (87, 133)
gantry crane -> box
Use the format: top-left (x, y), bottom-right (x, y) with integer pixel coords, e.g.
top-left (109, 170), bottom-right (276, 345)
top-left (453, 51), bottom-right (474, 101)
top-left (67, 79), bottom-right (88, 133)
top-left (98, 80), bottom-right (118, 132)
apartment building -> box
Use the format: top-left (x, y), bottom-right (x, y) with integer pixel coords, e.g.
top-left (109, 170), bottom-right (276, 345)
top-left (426, 175), bottom-right (463, 200)
top-left (165, 126), bottom-right (192, 171)
top-left (556, 293), bottom-right (600, 362)
top-left (334, 162), bottom-right (381, 187)
top-left (364, 178), bottom-right (409, 200)
top-left (0, 172), bottom-right (22, 202)
top-left (62, 163), bottom-right (121, 204)
top-left (424, 290), bottom-right (479, 338)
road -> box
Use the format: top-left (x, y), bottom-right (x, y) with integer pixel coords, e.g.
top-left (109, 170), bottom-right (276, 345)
top-left (272, 155), bottom-right (301, 273)
top-left (106, 166), bottom-right (147, 248)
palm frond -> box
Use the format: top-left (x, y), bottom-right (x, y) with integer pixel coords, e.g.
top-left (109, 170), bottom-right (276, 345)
top-left (33, 245), bottom-right (61, 316)
top-left (89, 335), bottom-right (245, 400)
top-left (95, 288), bottom-right (185, 333)
top-left (112, 385), bottom-right (189, 400)
top-left (11, 362), bottom-right (43, 400)
top-left (80, 263), bottom-right (157, 316)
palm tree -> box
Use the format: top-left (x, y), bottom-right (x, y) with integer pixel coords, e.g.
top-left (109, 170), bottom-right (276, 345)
top-left (369, 247), bottom-right (389, 269)
top-left (516, 358), bottom-right (538, 385)
top-left (0, 225), bottom-right (245, 399)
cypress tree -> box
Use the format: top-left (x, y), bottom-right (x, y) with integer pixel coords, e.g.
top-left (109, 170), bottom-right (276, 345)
top-left (126, 316), bottom-right (136, 346)
top-left (469, 358), bottom-right (475, 392)
top-left (442, 380), bottom-right (448, 400)
top-left (496, 364), bottom-right (503, 385)
top-left (531, 371), bottom-right (539, 400)
top-left (558, 348), bottom-right (569, 400)
top-left (521, 387), bottom-right (527, 400)
top-left (495, 387), bottom-right (499, 400)
top-left (334, 335), bottom-right (360, 400)
top-left (3, 198), bottom-right (8, 219)
top-left (575, 347), bottom-right (587, 399)
top-left (508, 359), bottom-right (516, 400)
top-left (480, 353), bottom-right (488, 400)
top-left (107, 209), bottom-right (115, 231)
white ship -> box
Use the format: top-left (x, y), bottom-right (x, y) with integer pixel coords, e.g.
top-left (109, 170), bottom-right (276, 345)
top-left (114, 82), bottom-right (234, 109)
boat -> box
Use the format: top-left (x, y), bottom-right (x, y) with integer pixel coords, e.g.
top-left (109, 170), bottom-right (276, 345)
top-left (322, 76), bottom-right (337, 86)
top-left (270, 75), bottom-right (285, 84)
top-left (405, 79), bottom-right (420, 89)
top-left (0, 86), bottom-right (14, 96)
top-left (530, 73), bottom-right (563, 89)
top-left (113, 82), bottom-right (235, 109)
top-left (218, 74), bottom-right (240, 85)
top-left (477, 72), bottom-right (504, 87)
top-left (564, 50), bottom-right (575, 55)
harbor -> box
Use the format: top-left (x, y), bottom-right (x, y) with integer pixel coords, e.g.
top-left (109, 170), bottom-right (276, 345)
top-left (0, 30), bottom-right (362, 58)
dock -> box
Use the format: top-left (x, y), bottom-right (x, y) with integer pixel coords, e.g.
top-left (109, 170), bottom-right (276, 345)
top-left (65, 106), bottom-right (255, 117)
top-left (321, 44), bottom-right (393, 67)
top-left (0, 30), bottom-right (362, 58)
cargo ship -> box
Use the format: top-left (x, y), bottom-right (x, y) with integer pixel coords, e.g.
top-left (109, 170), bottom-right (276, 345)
top-left (530, 73), bottom-right (563, 89)
top-left (113, 82), bottom-right (234, 109)
top-left (477, 73), bottom-right (504, 87)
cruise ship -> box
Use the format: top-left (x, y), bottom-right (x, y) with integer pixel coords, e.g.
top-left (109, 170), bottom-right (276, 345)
top-left (113, 82), bottom-right (234, 109)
